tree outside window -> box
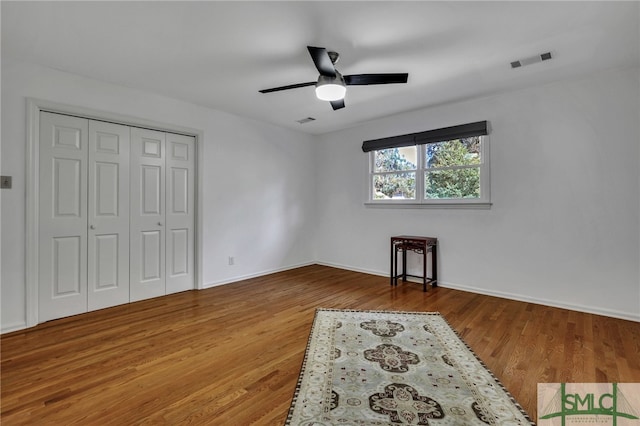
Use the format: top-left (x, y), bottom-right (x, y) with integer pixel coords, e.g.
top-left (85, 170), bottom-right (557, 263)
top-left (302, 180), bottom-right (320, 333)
top-left (373, 146), bottom-right (416, 199)
top-left (425, 137), bottom-right (481, 199)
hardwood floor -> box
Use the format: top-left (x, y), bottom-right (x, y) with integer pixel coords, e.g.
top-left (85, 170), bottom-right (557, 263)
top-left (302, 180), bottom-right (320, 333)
top-left (2, 265), bottom-right (639, 424)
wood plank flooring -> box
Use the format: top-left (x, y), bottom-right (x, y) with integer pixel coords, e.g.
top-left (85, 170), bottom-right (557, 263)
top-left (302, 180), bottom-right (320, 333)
top-left (2, 265), bottom-right (639, 424)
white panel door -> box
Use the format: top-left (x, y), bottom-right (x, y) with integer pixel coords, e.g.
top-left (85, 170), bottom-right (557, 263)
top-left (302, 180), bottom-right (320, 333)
top-left (39, 112), bottom-right (88, 322)
top-left (130, 128), bottom-right (166, 302)
top-left (166, 133), bottom-right (195, 294)
top-left (88, 120), bottom-right (130, 311)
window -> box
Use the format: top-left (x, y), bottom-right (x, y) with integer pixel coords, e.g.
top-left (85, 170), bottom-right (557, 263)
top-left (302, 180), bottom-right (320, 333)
top-left (425, 137), bottom-right (482, 200)
top-left (364, 121), bottom-right (490, 207)
top-left (372, 146), bottom-right (417, 200)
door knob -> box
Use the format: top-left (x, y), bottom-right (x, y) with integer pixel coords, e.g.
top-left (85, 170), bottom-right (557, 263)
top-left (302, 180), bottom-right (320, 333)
top-left (158, 222), bottom-right (163, 226)
top-left (90, 225), bottom-right (96, 230)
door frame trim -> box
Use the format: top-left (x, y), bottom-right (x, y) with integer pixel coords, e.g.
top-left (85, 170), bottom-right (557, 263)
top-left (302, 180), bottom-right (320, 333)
top-left (26, 98), bottom-right (204, 328)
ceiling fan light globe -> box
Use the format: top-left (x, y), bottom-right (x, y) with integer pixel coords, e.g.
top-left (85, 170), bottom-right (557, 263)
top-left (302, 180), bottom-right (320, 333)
top-left (315, 83), bottom-right (346, 101)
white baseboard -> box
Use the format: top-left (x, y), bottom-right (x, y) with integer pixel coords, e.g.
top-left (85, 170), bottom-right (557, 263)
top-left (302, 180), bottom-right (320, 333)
top-left (203, 261), bottom-right (316, 289)
top-left (1, 320), bottom-right (28, 335)
top-left (315, 261), bottom-right (640, 322)
top-left (442, 281), bottom-right (640, 322)
top-left (315, 261), bottom-right (388, 278)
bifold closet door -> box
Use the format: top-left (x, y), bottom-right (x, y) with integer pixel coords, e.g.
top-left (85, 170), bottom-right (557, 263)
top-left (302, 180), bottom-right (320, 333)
top-left (39, 112), bottom-right (196, 321)
top-left (166, 133), bottom-right (195, 294)
top-left (130, 128), bottom-right (166, 302)
top-left (39, 113), bottom-right (132, 321)
top-left (87, 120), bottom-right (131, 311)
top-left (39, 112), bottom-right (89, 322)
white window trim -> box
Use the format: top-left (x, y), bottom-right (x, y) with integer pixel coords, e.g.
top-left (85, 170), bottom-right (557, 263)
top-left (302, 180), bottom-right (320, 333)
top-left (365, 136), bottom-right (491, 209)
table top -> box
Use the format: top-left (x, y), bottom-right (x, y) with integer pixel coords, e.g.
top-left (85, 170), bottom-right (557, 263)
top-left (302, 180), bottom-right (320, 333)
top-left (391, 235), bottom-right (437, 244)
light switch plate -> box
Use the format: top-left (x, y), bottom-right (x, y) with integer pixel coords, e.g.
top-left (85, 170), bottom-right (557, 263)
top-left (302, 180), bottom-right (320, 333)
top-left (1, 176), bottom-right (12, 189)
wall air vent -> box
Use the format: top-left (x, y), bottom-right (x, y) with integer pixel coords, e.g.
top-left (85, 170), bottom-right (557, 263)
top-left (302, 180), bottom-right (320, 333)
top-left (511, 52), bottom-right (553, 69)
top-left (296, 117), bottom-right (316, 124)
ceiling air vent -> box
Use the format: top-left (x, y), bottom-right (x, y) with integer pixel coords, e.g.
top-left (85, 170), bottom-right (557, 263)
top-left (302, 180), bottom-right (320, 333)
top-left (296, 117), bottom-right (316, 124)
top-left (511, 52), bottom-right (553, 69)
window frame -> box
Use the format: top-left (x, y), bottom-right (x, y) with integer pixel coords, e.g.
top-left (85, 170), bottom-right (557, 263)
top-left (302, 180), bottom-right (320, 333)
top-left (366, 136), bottom-right (491, 208)
top-left (370, 145), bottom-right (419, 202)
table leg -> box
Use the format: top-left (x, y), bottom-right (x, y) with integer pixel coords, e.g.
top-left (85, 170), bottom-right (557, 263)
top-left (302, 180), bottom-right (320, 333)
top-left (394, 245), bottom-right (399, 286)
top-left (402, 247), bottom-right (407, 282)
top-left (423, 246), bottom-right (427, 292)
top-left (432, 244), bottom-right (438, 287)
top-left (390, 240), bottom-right (394, 286)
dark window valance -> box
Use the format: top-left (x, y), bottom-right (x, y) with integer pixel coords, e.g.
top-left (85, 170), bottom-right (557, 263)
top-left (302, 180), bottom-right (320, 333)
top-left (361, 120), bottom-right (488, 152)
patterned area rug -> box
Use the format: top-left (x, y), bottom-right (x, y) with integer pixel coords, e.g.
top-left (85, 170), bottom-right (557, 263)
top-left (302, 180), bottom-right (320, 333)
top-left (286, 309), bottom-right (534, 425)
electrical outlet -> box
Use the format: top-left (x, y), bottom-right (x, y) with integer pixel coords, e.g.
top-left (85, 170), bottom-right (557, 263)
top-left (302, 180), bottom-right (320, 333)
top-left (228, 256), bottom-right (235, 266)
top-left (1, 176), bottom-right (12, 189)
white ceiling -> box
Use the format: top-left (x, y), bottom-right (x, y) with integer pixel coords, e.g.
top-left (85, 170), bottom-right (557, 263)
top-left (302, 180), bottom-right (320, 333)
top-left (2, 1), bottom-right (638, 134)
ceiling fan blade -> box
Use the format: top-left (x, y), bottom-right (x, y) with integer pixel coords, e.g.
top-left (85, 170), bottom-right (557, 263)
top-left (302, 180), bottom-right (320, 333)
top-left (307, 46), bottom-right (336, 77)
top-left (344, 73), bottom-right (409, 86)
top-left (259, 81), bottom-right (316, 94)
top-left (330, 99), bottom-right (345, 110)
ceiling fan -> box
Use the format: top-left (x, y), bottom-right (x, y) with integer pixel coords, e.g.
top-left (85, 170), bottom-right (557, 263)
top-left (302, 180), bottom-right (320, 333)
top-left (259, 46), bottom-right (409, 111)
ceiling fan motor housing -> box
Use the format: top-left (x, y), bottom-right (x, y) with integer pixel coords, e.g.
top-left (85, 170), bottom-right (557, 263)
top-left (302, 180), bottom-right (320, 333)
top-left (316, 72), bottom-right (346, 101)
top-left (317, 71), bottom-right (345, 86)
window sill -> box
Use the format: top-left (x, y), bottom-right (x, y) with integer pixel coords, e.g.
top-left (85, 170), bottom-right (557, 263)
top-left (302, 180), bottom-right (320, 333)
top-left (364, 201), bottom-right (492, 209)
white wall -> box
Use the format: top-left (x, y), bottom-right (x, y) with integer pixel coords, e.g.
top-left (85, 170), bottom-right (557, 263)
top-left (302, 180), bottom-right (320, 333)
top-left (2, 59), bottom-right (638, 332)
top-left (1, 58), bottom-right (317, 332)
top-left (315, 67), bottom-right (640, 321)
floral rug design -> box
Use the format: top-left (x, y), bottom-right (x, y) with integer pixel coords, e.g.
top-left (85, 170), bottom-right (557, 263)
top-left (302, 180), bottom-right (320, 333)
top-left (286, 309), bottom-right (534, 425)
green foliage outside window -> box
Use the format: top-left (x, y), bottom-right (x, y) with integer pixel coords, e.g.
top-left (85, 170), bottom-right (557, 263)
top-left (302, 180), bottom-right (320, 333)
top-left (425, 137), bottom-right (481, 199)
top-left (373, 173), bottom-right (415, 199)
top-left (372, 137), bottom-right (482, 200)
top-left (373, 148), bottom-right (415, 199)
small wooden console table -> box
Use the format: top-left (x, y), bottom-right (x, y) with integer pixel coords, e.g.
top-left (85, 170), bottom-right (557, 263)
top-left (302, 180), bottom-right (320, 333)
top-left (390, 235), bottom-right (438, 292)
